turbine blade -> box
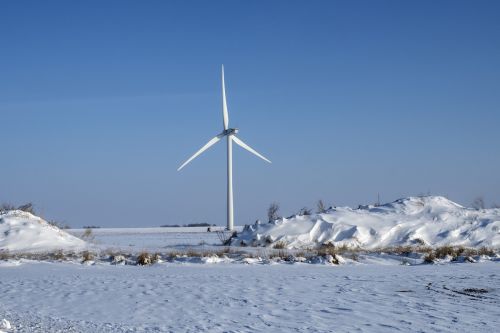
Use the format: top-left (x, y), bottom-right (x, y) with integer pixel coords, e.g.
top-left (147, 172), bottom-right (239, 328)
top-left (232, 136), bottom-right (271, 164)
top-left (222, 65), bottom-right (229, 130)
top-left (178, 133), bottom-right (225, 171)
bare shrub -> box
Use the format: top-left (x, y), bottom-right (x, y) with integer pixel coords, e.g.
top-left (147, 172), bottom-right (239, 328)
top-left (478, 247), bottom-right (495, 256)
top-left (317, 200), bottom-right (326, 213)
top-left (472, 197), bottom-right (485, 210)
top-left (0, 203), bottom-right (15, 212)
top-left (48, 220), bottom-right (70, 229)
top-left (82, 228), bottom-right (94, 240)
top-left (216, 230), bottom-right (236, 246)
top-left (299, 207), bottom-right (312, 216)
top-left (273, 240), bottom-right (287, 249)
top-left (267, 202), bottom-right (280, 222)
top-left (17, 203), bottom-right (35, 214)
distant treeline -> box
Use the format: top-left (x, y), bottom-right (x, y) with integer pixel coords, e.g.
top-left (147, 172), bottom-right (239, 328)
top-left (160, 223), bottom-right (215, 228)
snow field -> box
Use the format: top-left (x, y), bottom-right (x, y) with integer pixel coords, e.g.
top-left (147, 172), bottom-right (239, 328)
top-left (0, 261), bottom-right (498, 332)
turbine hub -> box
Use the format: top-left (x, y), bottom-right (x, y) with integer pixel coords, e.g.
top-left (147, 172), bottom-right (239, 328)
top-left (224, 128), bottom-right (239, 136)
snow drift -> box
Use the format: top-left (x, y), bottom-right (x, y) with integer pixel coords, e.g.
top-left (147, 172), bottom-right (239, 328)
top-left (234, 196), bottom-right (500, 249)
top-left (0, 210), bottom-right (85, 252)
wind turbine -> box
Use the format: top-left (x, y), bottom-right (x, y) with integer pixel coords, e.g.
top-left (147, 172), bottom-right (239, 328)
top-left (177, 65), bottom-right (271, 231)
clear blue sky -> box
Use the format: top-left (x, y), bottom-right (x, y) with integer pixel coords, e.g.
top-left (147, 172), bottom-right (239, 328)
top-left (1, 1), bottom-right (499, 227)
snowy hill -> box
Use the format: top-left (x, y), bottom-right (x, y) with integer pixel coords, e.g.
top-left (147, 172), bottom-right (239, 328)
top-left (234, 196), bottom-right (500, 249)
top-left (0, 210), bottom-right (85, 252)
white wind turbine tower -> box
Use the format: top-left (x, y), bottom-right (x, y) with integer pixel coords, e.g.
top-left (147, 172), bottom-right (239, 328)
top-left (178, 65), bottom-right (271, 231)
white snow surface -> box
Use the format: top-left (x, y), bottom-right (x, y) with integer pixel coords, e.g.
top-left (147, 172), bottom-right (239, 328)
top-left (0, 260), bottom-right (498, 332)
top-left (0, 223), bottom-right (499, 332)
top-left (235, 196), bottom-right (500, 249)
top-left (68, 226), bottom-right (242, 253)
top-left (0, 210), bottom-right (85, 252)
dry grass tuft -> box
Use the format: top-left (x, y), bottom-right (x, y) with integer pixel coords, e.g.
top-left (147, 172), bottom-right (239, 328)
top-left (81, 250), bottom-right (94, 262)
top-left (268, 249), bottom-right (290, 260)
top-left (0, 250), bottom-right (11, 260)
top-left (392, 245), bottom-right (414, 256)
top-left (434, 245), bottom-right (455, 259)
top-left (273, 240), bottom-right (287, 249)
top-left (478, 246), bottom-right (496, 256)
top-left (53, 250), bottom-right (66, 261)
top-left (423, 252), bottom-right (436, 263)
top-left (316, 242), bottom-right (337, 256)
top-left (136, 252), bottom-right (152, 265)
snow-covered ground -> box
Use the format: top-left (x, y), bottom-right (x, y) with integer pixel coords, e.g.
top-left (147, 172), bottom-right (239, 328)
top-left (68, 226), bottom-right (240, 252)
top-left (235, 196), bottom-right (500, 249)
top-left (1, 260), bottom-right (498, 332)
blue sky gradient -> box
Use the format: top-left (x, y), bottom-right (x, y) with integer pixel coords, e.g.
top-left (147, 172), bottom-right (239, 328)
top-left (1, 1), bottom-right (499, 227)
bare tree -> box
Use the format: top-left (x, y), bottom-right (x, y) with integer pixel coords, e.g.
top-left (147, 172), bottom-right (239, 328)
top-left (267, 202), bottom-right (280, 222)
top-left (317, 200), bottom-right (326, 213)
top-left (82, 228), bottom-right (94, 240)
top-left (472, 197), bottom-right (485, 210)
top-left (1, 203), bottom-right (15, 212)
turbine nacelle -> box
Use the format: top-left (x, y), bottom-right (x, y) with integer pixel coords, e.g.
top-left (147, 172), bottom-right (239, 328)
top-left (223, 128), bottom-right (239, 136)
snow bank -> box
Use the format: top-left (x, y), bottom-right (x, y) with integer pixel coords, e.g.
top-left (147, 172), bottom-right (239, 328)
top-left (0, 210), bottom-right (85, 252)
top-left (234, 196), bottom-right (500, 249)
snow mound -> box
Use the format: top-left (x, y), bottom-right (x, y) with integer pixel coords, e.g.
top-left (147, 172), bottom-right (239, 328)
top-left (235, 196), bottom-right (500, 249)
top-left (0, 210), bottom-right (85, 252)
